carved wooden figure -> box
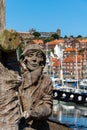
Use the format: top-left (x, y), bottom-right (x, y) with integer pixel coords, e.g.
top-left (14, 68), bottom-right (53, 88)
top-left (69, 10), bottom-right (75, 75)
top-left (0, 29), bottom-right (22, 130)
top-left (19, 44), bottom-right (53, 130)
top-left (0, 62), bottom-right (21, 130)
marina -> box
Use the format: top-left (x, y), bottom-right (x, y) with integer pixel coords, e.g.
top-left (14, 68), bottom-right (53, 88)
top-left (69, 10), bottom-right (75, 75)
top-left (49, 100), bottom-right (87, 130)
top-left (45, 38), bottom-right (87, 130)
top-left (50, 58), bottom-right (87, 130)
top-left (0, 1), bottom-right (87, 130)
top-left (79, 79), bottom-right (87, 89)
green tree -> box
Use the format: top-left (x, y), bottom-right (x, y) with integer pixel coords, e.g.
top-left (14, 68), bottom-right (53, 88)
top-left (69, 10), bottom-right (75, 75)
top-left (77, 35), bottom-right (82, 38)
top-left (43, 37), bottom-right (53, 43)
top-left (70, 35), bottom-right (74, 38)
top-left (64, 35), bottom-right (68, 38)
top-left (51, 33), bottom-right (59, 39)
top-left (32, 32), bottom-right (41, 38)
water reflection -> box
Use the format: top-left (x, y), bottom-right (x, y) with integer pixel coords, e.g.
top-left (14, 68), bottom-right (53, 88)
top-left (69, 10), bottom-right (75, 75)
top-left (49, 100), bottom-right (87, 130)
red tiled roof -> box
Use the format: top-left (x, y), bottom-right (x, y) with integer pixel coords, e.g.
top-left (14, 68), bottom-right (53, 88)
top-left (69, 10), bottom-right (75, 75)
top-left (51, 58), bottom-right (58, 62)
top-left (64, 57), bottom-right (74, 62)
top-left (78, 39), bottom-right (87, 43)
top-left (64, 55), bottom-right (82, 63)
top-left (51, 58), bottom-right (60, 66)
top-left (47, 39), bottom-right (64, 45)
top-left (53, 61), bottom-right (60, 67)
top-left (33, 39), bottom-right (44, 44)
top-left (65, 47), bottom-right (76, 52)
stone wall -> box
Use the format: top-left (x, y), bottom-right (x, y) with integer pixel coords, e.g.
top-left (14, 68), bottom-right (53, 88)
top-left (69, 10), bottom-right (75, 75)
top-left (0, 0), bottom-right (5, 33)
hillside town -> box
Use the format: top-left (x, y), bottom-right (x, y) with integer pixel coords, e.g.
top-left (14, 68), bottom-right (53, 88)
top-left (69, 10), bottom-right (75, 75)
top-left (1, 1), bottom-right (87, 130)
top-left (17, 29), bottom-right (87, 80)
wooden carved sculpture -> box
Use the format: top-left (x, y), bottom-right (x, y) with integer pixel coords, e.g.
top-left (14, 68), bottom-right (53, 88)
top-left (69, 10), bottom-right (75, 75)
top-left (0, 29), bottom-right (22, 130)
top-left (0, 62), bottom-right (21, 130)
top-left (19, 44), bottom-right (53, 130)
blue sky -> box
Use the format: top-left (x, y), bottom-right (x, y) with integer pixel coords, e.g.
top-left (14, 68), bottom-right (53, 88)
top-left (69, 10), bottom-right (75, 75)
top-left (6, 0), bottom-right (87, 37)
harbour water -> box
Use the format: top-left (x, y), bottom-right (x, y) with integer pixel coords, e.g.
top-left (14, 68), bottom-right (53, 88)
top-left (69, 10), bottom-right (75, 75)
top-left (49, 100), bottom-right (87, 130)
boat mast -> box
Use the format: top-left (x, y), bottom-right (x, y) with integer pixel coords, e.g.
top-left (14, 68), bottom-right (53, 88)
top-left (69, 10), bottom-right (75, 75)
top-left (76, 46), bottom-right (79, 89)
top-left (59, 43), bottom-right (64, 86)
top-left (60, 59), bottom-right (64, 86)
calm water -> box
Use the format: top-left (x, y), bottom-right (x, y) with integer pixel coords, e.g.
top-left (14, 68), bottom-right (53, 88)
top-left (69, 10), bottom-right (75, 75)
top-left (49, 100), bottom-right (87, 130)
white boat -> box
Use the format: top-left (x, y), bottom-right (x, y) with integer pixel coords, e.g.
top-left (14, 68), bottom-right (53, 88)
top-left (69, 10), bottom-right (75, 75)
top-left (76, 105), bottom-right (87, 116)
top-left (60, 101), bottom-right (75, 110)
top-left (51, 76), bottom-right (64, 89)
top-left (79, 79), bottom-right (87, 89)
top-left (53, 100), bottom-right (59, 112)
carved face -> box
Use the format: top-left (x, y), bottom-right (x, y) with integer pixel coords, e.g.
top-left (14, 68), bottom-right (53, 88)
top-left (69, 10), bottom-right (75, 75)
top-left (24, 49), bottom-right (44, 71)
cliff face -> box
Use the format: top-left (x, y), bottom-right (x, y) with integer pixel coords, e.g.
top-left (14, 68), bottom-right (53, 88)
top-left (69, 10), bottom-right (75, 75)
top-left (0, 0), bottom-right (5, 33)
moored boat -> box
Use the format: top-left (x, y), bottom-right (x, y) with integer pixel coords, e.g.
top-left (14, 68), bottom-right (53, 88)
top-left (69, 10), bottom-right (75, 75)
top-left (79, 79), bottom-right (87, 89)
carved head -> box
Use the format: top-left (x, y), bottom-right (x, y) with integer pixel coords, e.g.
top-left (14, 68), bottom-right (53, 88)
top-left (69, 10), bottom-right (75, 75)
top-left (20, 44), bottom-right (46, 71)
